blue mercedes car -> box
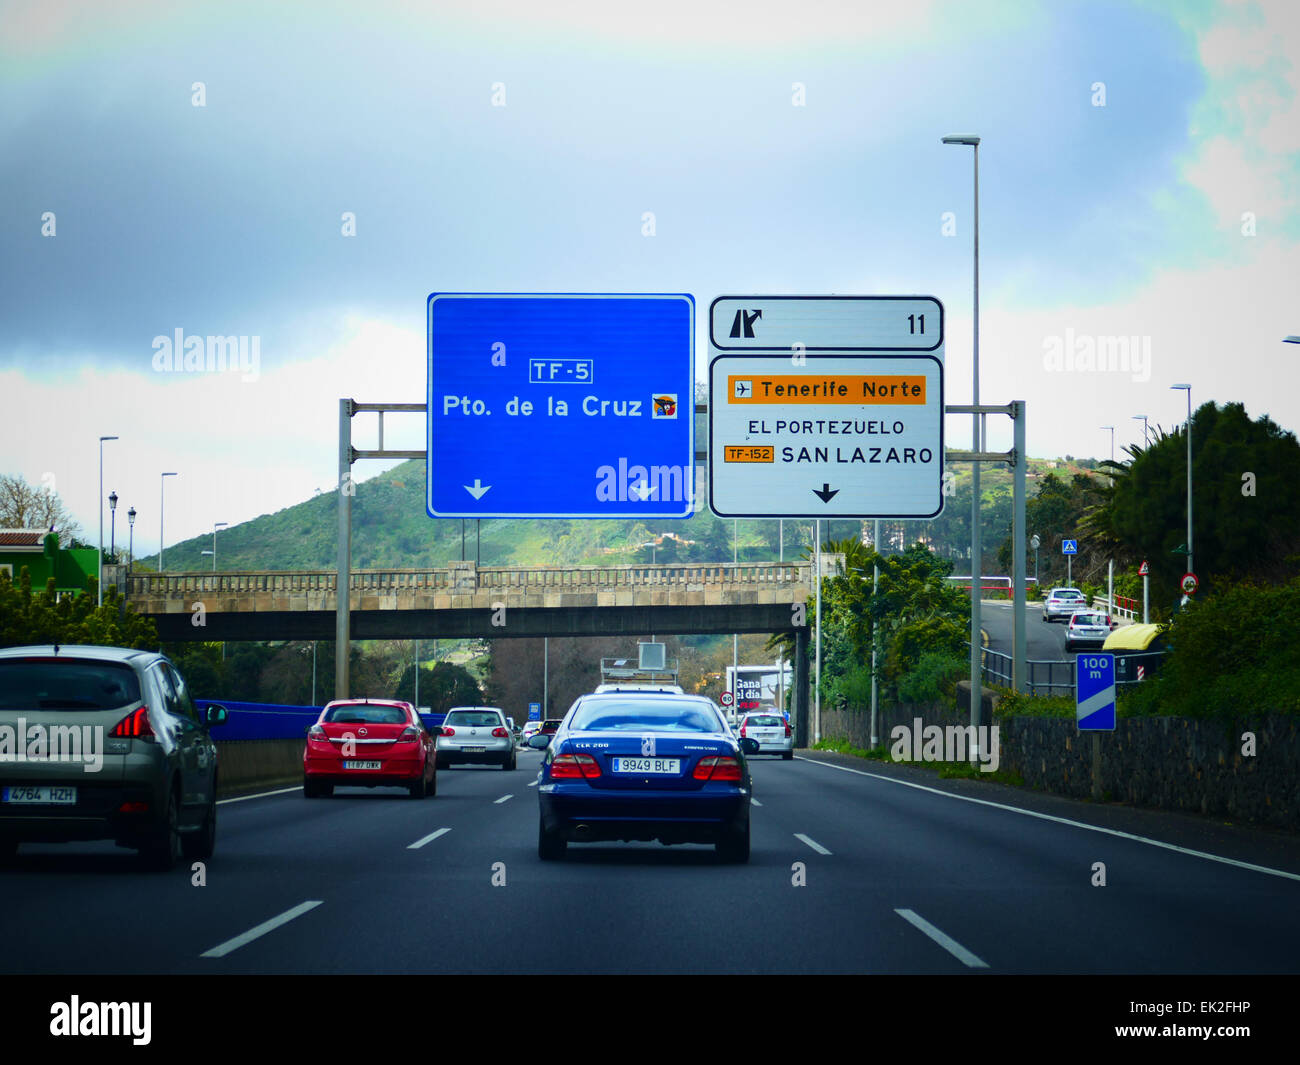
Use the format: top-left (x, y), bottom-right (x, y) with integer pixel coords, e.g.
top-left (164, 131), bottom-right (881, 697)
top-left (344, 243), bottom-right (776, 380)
top-left (530, 692), bottom-right (752, 862)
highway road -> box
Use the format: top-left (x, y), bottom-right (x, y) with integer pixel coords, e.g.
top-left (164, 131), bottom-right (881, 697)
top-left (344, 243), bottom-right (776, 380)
top-left (4, 747), bottom-right (1298, 975)
top-left (982, 598), bottom-right (1081, 661)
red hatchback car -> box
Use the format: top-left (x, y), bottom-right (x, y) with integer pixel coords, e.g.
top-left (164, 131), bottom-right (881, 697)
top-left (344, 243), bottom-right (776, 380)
top-left (303, 699), bottom-right (437, 799)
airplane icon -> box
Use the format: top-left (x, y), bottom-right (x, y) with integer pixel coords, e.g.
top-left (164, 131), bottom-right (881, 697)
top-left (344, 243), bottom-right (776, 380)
top-left (734, 380), bottom-right (752, 398)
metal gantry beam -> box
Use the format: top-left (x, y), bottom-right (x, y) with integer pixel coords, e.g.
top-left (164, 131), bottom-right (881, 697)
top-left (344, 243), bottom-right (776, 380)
top-left (337, 399), bottom-right (429, 699)
top-left (945, 400), bottom-right (1029, 701)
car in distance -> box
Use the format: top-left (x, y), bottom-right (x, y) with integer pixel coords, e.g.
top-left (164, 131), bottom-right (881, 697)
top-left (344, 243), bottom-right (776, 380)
top-left (304, 699), bottom-right (436, 798)
top-left (0, 644), bottom-right (228, 870)
top-left (530, 692), bottom-right (751, 863)
top-left (437, 707), bottom-right (516, 770)
top-left (520, 719), bottom-right (544, 745)
top-left (593, 682), bottom-right (685, 694)
top-left (1043, 587), bottom-right (1088, 623)
top-left (1065, 610), bottom-right (1115, 652)
top-left (738, 712), bottom-right (793, 759)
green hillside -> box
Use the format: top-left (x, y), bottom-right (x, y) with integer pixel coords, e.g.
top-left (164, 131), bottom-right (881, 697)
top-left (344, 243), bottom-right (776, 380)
top-left (146, 457), bottom-right (1097, 573)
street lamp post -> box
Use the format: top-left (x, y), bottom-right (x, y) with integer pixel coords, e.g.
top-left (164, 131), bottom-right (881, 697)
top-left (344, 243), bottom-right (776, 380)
top-left (211, 521), bottom-right (228, 572)
top-left (108, 491), bottom-right (118, 564)
top-left (159, 472), bottom-right (177, 570)
top-left (98, 435), bottom-right (119, 606)
top-left (1132, 414), bottom-right (1150, 447)
top-left (943, 132), bottom-right (983, 753)
top-left (127, 506), bottom-right (136, 578)
top-left (1171, 384), bottom-right (1193, 583)
top-left (1100, 425), bottom-right (1115, 488)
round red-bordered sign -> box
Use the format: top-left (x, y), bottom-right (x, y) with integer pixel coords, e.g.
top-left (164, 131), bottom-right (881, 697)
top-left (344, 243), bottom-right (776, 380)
top-left (1181, 572), bottom-right (1198, 595)
top-left (720, 691), bottom-right (734, 707)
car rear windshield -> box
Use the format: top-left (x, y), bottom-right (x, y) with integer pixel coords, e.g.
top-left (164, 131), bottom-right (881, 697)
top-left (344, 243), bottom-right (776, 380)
top-left (570, 699), bottom-right (722, 733)
top-left (1073, 614), bottom-right (1106, 624)
top-left (1054, 590), bottom-right (1084, 599)
top-left (746, 715), bottom-right (784, 727)
top-left (0, 659), bottom-right (142, 711)
top-left (445, 710), bottom-right (503, 727)
top-left (325, 704), bottom-right (409, 725)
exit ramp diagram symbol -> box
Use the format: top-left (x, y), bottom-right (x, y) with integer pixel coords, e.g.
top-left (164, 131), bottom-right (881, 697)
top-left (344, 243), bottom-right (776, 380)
top-left (729, 309), bottom-right (762, 338)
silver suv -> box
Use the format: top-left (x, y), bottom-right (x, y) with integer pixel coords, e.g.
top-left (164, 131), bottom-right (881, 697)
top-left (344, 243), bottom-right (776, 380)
top-left (0, 645), bottom-right (228, 870)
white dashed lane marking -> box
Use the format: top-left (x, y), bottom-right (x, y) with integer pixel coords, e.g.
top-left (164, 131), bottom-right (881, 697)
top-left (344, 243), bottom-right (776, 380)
top-left (408, 827), bottom-right (452, 850)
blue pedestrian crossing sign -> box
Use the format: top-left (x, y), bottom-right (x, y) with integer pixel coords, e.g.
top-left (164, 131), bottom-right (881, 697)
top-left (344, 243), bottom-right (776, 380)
top-left (1062, 539), bottom-right (1078, 554)
top-left (1076, 653), bottom-right (1116, 731)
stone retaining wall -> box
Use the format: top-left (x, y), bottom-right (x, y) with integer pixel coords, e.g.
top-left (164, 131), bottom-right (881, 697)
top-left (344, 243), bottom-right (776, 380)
top-left (818, 700), bottom-right (1300, 831)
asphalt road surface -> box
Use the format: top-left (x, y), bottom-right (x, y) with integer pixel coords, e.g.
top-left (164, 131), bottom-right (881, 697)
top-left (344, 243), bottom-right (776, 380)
top-left (3, 748), bottom-right (1298, 974)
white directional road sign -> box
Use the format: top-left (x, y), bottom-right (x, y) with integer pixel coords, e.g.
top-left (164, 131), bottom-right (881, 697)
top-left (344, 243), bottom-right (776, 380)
top-left (1076, 652), bottom-right (1116, 731)
top-left (708, 295), bottom-right (945, 519)
top-left (710, 295), bottom-right (943, 352)
top-left (709, 355), bottom-right (944, 517)
top-left (1062, 539), bottom-right (1078, 554)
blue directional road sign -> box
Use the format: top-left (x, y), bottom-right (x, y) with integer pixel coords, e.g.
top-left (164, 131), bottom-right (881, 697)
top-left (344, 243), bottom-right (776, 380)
top-left (428, 294), bottom-right (695, 518)
top-left (1076, 652), bottom-right (1116, 731)
top-left (1062, 539), bottom-right (1078, 554)
top-left (528, 701), bottom-right (541, 721)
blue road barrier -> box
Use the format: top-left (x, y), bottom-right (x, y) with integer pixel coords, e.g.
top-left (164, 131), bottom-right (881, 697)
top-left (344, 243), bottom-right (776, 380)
top-left (196, 700), bottom-right (447, 740)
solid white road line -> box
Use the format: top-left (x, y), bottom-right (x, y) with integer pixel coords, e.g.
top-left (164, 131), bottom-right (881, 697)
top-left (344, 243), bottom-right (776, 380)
top-left (408, 827), bottom-right (452, 850)
top-left (494, 794), bottom-right (513, 804)
top-left (217, 785), bottom-right (302, 805)
top-left (794, 832), bottom-right (831, 855)
top-left (895, 908), bottom-right (989, 969)
top-left (527, 779), bottom-right (539, 787)
top-left (751, 798), bottom-right (762, 807)
top-left (201, 900), bottom-right (323, 959)
top-left (795, 755), bottom-right (1300, 883)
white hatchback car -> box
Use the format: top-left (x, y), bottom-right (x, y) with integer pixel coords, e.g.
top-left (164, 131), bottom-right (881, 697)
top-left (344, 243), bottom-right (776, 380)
top-left (1043, 587), bottom-right (1088, 623)
top-left (738, 712), bottom-right (793, 759)
top-left (437, 707), bottom-right (516, 770)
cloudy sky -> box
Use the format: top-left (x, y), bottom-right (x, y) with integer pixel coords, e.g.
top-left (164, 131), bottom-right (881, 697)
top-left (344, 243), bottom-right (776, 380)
top-left (2, 0), bottom-right (1297, 556)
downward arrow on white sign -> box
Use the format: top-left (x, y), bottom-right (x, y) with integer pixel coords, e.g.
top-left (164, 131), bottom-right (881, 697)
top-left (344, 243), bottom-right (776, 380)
top-left (463, 479), bottom-right (492, 499)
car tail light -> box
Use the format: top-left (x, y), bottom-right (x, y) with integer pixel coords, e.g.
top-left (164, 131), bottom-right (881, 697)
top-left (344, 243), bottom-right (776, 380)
top-left (308, 724), bottom-right (327, 740)
top-left (550, 753), bottom-right (602, 780)
top-left (784, 721), bottom-right (792, 737)
top-left (111, 706), bottom-right (155, 740)
top-left (442, 726), bottom-right (455, 736)
top-left (398, 727), bottom-right (419, 742)
top-left (491, 727), bottom-right (509, 738)
top-left (118, 801), bottom-right (150, 814)
top-left (694, 756), bottom-right (742, 782)
top-left (740, 724), bottom-right (747, 738)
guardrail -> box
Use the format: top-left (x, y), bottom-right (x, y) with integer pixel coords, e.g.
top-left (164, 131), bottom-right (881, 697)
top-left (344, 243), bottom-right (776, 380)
top-left (977, 645), bottom-right (1166, 695)
top-left (1092, 594), bottom-right (1139, 621)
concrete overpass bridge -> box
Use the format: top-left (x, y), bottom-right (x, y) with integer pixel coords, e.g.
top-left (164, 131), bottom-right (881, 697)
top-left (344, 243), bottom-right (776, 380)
top-left (122, 560), bottom-right (817, 643)
top-left (117, 557), bottom-right (835, 744)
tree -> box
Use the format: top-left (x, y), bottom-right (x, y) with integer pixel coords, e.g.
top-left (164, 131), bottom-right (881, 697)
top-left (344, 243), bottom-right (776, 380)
top-left (0, 569), bottom-right (157, 650)
top-left (1081, 403), bottom-right (1300, 609)
top-left (998, 471), bottom-right (1107, 587)
top-left (395, 661), bottom-right (482, 712)
top-left (0, 473), bottom-right (82, 542)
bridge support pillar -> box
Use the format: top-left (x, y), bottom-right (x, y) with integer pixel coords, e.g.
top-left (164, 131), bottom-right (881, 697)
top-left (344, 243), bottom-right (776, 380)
top-left (793, 627), bottom-right (810, 749)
